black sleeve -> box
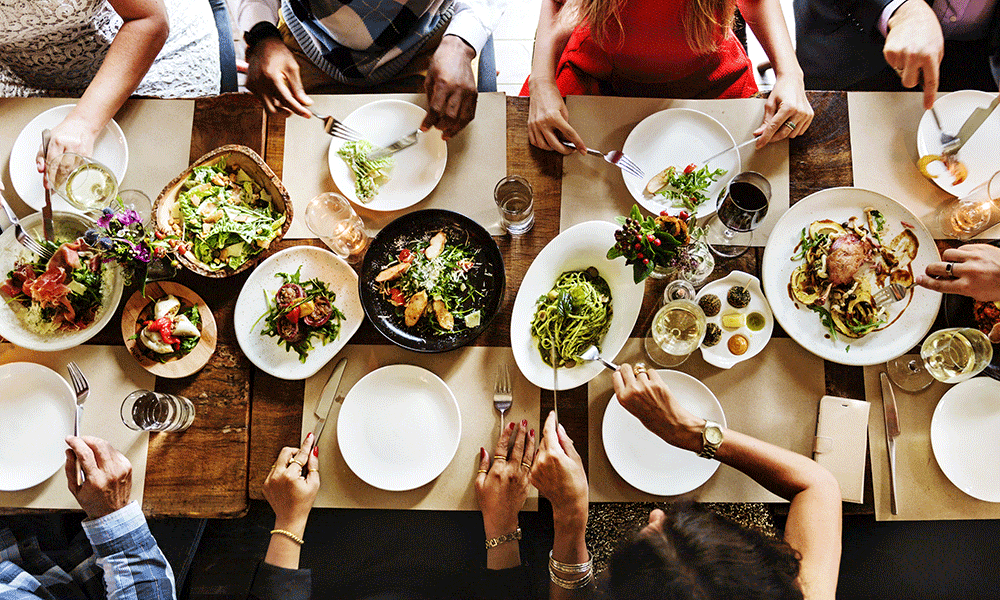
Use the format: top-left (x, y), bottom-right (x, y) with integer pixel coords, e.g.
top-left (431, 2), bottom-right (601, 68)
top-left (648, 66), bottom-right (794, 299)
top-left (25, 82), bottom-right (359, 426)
top-left (247, 561), bottom-right (312, 600)
top-left (473, 565), bottom-right (533, 600)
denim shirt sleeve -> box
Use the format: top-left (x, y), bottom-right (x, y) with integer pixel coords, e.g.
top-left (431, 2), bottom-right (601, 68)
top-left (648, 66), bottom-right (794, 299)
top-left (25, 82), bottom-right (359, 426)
top-left (81, 501), bottom-right (177, 600)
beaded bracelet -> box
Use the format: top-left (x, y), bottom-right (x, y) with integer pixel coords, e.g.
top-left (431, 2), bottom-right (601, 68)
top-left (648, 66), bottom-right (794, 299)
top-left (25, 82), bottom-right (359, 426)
top-left (549, 564), bottom-right (594, 589)
top-left (549, 550), bottom-right (593, 574)
top-left (270, 529), bottom-right (304, 545)
top-left (485, 527), bottom-right (521, 549)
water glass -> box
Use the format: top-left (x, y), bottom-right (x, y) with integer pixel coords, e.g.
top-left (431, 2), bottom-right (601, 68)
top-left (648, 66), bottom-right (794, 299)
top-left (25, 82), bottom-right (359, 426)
top-left (118, 189), bottom-right (153, 227)
top-left (645, 280), bottom-right (706, 367)
top-left (494, 175), bottom-right (534, 234)
top-left (305, 192), bottom-right (370, 263)
top-left (121, 390), bottom-right (195, 432)
top-left (706, 172), bottom-right (771, 258)
top-left (46, 152), bottom-right (118, 211)
top-left (938, 170), bottom-right (1000, 240)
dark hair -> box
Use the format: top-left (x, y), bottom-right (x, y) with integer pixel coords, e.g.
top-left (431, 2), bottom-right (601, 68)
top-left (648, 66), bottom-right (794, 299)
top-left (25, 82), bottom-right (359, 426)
top-left (607, 502), bottom-right (803, 600)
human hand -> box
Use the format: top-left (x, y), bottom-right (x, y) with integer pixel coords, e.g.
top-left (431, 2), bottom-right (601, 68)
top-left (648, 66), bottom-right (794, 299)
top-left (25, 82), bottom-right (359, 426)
top-left (612, 364), bottom-right (704, 452)
top-left (753, 72), bottom-right (813, 148)
top-left (916, 244), bottom-right (1000, 302)
top-left (262, 432), bottom-right (320, 536)
top-left (36, 117), bottom-right (98, 174)
top-left (529, 411), bottom-right (588, 529)
top-left (884, 0), bottom-right (944, 109)
top-left (527, 79), bottom-right (585, 155)
top-left (421, 35), bottom-right (478, 140)
top-left (246, 36), bottom-right (313, 118)
top-left (65, 436), bottom-right (132, 520)
top-left (476, 419), bottom-right (536, 538)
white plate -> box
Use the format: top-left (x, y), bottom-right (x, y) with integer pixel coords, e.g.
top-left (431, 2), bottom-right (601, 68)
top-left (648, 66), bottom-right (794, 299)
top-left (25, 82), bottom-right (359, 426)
top-left (917, 90), bottom-right (1000, 198)
top-left (0, 363), bottom-right (75, 491)
top-left (621, 108), bottom-right (740, 219)
top-left (930, 378), bottom-right (1000, 502)
top-left (761, 187), bottom-right (941, 366)
top-left (696, 271), bottom-right (774, 369)
top-left (327, 100), bottom-right (447, 211)
top-left (337, 364), bottom-right (461, 491)
top-left (9, 104), bottom-right (128, 213)
top-left (511, 221), bottom-right (645, 390)
top-left (0, 212), bottom-right (124, 351)
top-left (233, 246), bottom-right (364, 380)
top-left (603, 370), bottom-right (725, 496)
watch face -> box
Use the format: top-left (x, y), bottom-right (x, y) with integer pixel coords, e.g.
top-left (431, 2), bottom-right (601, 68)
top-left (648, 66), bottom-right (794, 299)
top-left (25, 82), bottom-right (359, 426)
top-left (705, 426), bottom-right (723, 445)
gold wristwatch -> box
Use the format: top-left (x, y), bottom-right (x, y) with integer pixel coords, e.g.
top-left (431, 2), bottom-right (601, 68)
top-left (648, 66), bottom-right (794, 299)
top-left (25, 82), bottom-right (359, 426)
top-left (698, 420), bottom-right (724, 459)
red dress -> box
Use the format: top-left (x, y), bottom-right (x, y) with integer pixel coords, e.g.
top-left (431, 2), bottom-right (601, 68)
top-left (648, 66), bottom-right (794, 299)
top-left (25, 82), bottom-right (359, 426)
top-left (520, 0), bottom-right (758, 99)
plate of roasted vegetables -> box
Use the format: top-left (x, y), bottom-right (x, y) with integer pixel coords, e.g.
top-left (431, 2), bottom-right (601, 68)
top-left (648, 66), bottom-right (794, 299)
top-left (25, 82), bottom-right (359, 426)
top-left (359, 209), bottom-right (505, 352)
top-left (122, 282), bottom-right (217, 378)
top-left (762, 187), bottom-right (940, 366)
top-left (235, 246), bottom-right (364, 380)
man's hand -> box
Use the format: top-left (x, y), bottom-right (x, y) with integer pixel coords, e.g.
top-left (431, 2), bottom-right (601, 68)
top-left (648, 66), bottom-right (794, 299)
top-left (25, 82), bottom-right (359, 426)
top-left (65, 436), bottom-right (132, 520)
top-left (421, 35), bottom-right (478, 140)
top-left (884, 0), bottom-right (944, 109)
top-left (916, 244), bottom-right (1000, 302)
top-left (246, 36), bottom-right (313, 118)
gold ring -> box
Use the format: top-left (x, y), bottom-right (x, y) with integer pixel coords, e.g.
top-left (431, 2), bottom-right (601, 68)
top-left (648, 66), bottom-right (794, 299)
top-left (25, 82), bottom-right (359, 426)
top-left (633, 363), bottom-right (647, 376)
top-left (945, 261), bottom-right (954, 275)
top-left (308, 468), bottom-right (319, 473)
top-left (894, 66), bottom-right (904, 74)
top-left (478, 469), bottom-right (488, 474)
top-left (784, 121), bottom-right (796, 131)
top-left (521, 462), bottom-right (532, 469)
top-left (288, 459), bottom-right (305, 467)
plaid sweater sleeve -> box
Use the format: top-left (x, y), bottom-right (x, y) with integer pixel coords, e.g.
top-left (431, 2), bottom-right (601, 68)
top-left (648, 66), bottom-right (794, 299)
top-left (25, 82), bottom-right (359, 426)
top-left (81, 502), bottom-right (176, 600)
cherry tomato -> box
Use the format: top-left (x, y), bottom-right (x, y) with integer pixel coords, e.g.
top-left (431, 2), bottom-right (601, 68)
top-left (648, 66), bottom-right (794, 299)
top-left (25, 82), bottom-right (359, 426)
top-left (286, 305), bottom-right (300, 324)
top-left (389, 288), bottom-right (406, 306)
top-left (303, 296), bottom-right (332, 327)
top-left (684, 163), bottom-right (696, 175)
top-left (679, 210), bottom-right (690, 220)
top-left (659, 210), bottom-right (669, 217)
top-left (276, 283), bottom-right (304, 308)
top-left (399, 248), bottom-right (413, 262)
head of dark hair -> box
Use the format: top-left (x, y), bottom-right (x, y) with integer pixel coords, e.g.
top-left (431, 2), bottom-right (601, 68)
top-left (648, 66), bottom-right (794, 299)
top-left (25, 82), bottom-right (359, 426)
top-left (607, 502), bottom-right (803, 600)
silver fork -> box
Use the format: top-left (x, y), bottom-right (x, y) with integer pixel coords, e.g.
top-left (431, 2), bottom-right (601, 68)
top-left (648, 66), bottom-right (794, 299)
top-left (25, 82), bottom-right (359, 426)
top-left (493, 364), bottom-right (512, 434)
top-left (580, 345), bottom-right (619, 371)
top-left (561, 141), bottom-right (645, 179)
top-left (930, 107), bottom-right (961, 155)
top-left (0, 194), bottom-right (53, 260)
top-left (67, 362), bottom-right (90, 484)
top-left (309, 110), bottom-right (364, 142)
top-left (873, 282), bottom-right (912, 309)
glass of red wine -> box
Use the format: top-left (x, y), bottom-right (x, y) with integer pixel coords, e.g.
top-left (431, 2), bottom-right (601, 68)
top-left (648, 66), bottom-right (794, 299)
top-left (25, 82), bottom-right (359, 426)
top-left (705, 171), bottom-right (771, 258)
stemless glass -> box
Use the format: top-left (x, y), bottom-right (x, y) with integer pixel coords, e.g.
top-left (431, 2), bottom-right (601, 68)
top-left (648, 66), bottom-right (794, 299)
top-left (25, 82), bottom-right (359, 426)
top-left (645, 280), bottom-right (706, 367)
top-left (46, 152), bottom-right (118, 211)
top-left (121, 390), bottom-right (195, 432)
top-left (494, 175), bottom-right (534, 234)
top-left (705, 172), bottom-right (771, 258)
top-left (304, 192), bottom-right (370, 263)
top-left (938, 170), bottom-right (1000, 240)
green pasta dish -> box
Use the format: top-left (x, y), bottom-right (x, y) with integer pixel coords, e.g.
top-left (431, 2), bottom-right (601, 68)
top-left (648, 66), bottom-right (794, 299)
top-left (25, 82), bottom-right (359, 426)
top-left (531, 268), bottom-right (613, 368)
top-left (338, 140), bottom-right (395, 203)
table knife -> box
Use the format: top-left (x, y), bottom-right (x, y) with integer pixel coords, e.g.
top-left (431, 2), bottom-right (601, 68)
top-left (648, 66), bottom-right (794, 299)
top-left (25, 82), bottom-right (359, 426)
top-left (947, 95), bottom-right (1000, 156)
top-left (698, 137), bottom-right (757, 168)
top-left (311, 357), bottom-right (348, 445)
top-left (41, 129), bottom-right (54, 243)
top-left (367, 129), bottom-right (419, 161)
top-left (880, 372), bottom-right (900, 515)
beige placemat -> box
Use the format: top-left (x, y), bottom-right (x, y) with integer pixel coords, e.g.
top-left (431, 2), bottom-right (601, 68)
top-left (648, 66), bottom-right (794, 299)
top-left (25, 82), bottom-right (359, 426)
top-left (864, 366), bottom-right (1000, 520)
top-left (281, 93), bottom-right (507, 238)
top-left (0, 98), bottom-right (193, 217)
top-left (588, 337), bottom-right (824, 503)
top-left (302, 344), bottom-right (539, 510)
top-left (845, 92), bottom-right (993, 238)
top-left (561, 96), bottom-right (789, 243)
top-left (0, 344), bottom-right (154, 510)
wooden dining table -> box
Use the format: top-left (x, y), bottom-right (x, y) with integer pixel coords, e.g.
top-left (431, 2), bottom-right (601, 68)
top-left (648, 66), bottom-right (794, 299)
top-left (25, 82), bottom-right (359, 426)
top-left (2, 91), bottom-right (963, 519)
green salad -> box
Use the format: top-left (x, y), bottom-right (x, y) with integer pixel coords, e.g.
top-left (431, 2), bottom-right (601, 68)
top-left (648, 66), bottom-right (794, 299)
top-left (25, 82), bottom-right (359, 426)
top-left (647, 163), bottom-right (727, 213)
top-left (337, 140), bottom-right (395, 203)
top-left (175, 157), bottom-right (285, 271)
top-left (256, 267), bottom-right (346, 362)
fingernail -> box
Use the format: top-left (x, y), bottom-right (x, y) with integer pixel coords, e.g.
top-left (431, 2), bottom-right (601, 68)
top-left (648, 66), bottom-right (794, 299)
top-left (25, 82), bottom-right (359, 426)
top-left (530, 429), bottom-right (535, 437)
top-left (313, 446), bottom-right (319, 456)
top-left (521, 419), bottom-right (528, 428)
top-left (509, 422), bottom-right (516, 430)
top-left (306, 432), bottom-right (313, 440)
top-left (481, 447), bottom-right (486, 458)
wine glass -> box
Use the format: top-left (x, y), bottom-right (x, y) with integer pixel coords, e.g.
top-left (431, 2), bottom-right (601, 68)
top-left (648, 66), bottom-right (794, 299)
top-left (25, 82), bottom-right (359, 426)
top-left (885, 354), bottom-right (934, 392)
top-left (886, 327), bottom-right (994, 390)
top-left (705, 171), bottom-right (771, 258)
top-left (644, 280), bottom-right (706, 367)
top-left (938, 170), bottom-right (1000, 240)
top-left (304, 192), bottom-right (370, 263)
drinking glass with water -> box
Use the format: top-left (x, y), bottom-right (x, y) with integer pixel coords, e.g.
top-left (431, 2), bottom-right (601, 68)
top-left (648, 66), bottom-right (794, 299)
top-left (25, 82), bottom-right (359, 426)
top-left (494, 175), bottom-right (534, 234)
top-left (121, 390), bottom-right (195, 432)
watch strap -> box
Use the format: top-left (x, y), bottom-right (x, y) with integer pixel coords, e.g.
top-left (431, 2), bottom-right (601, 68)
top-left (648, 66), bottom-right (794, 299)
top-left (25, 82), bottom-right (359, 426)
top-left (698, 420), bottom-right (723, 459)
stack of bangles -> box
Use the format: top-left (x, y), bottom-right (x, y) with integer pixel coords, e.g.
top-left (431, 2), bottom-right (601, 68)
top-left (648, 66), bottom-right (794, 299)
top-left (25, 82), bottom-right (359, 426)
top-left (549, 550), bottom-right (594, 589)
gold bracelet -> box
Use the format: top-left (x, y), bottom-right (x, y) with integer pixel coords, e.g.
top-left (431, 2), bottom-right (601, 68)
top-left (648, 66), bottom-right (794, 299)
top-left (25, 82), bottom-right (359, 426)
top-left (485, 527), bottom-right (521, 549)
top-left (549, 550), bottom-right (593, 574)
top-left (270, 529), bottom-right (304, 545)
top-left (549, 564), bottom-right (594, 589)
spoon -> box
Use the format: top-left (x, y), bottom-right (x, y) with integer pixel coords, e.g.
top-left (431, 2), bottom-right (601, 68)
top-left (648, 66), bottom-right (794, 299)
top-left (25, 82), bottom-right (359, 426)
top-left (580, 345), bottom-right (619, 371)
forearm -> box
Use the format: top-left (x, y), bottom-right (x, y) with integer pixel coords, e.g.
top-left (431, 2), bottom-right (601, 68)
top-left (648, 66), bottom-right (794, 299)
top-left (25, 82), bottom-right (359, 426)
top-left (265, 518), bottom-right (307, 570)
top-left (83, 502), bottom-right (177, 600)
top-left (529, 0), bottom-right (577, 89)
top-left (548, 515), bottom-right (591, 600)
top-left (738, 0), bottom-right (801, 79)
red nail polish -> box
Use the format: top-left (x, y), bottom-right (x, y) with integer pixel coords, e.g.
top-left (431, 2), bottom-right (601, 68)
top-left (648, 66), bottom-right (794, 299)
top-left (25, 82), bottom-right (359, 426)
top-left (521, 419), bottom-right (528, 427)
top-left (481, 447), bottom-right (486, 458)
top-left (509, 422), bottom-right (515, 430)
top-left (530, 429), bottom-right (535, 437)
top-left (307, 432), bottom-right (313, 440)
top-left (313, 446), bottom-right (319, 456)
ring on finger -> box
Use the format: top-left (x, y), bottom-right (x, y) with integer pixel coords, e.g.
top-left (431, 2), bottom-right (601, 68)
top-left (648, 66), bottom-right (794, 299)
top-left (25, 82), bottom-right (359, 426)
top-left (945, 261), bottom-right (955, 275)
top-left (520, 461), bottom-right (532, 470)
top-left (478, 469), bottom-right (488, 474)
top-left (783, 121), bottom-right (796, 131)
top-left (288, 458), bottom-right (305, 467)
top-left (633, 362), bottom-right (648, 376)
top-left (493, 455), bottom-right (507, 461)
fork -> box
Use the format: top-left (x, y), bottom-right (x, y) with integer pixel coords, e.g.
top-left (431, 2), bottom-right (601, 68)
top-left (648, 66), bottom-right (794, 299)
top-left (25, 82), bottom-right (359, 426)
top-left (67, 362), bottom-right (90, 484)
top-left (493, 364), bottom-right (513, 434)
top-left (580, 345), bottom-right (619, 371)
top-left (873, 282), bottom-right (912, 309)
top-left (0, 194), bottom-right (53, 260)
top-left (309, 110), bottom-right (364, 142)
top-left (561, 141), bottom-right (645, 179)
top-left (930, 107), bottom-right (961, 156)
top-left (367, 130), bottom-right (419, 161)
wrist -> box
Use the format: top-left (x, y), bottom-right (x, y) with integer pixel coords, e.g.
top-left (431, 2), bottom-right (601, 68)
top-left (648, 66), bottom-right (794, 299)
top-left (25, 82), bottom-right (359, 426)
top-left (657, 416), bottom-right (705, 453)
top-left (441, 34), bottom-right (476, 60)
top-left (245, 22), bottom-right (282, 57)
top-left (273, 517), bottom-right (307, 538)
top-left (553, 507), bottom-right (588, 535)
top-left (483, 517), bottom-right (519, 540)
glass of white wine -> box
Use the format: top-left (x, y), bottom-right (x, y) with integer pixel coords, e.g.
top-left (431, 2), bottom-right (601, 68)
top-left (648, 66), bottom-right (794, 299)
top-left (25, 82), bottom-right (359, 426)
top-left (645, 280), bottom-right (706, 367)
top-left (887, 328), bottom-right (993, 389)
top-left (46, 152), bottom-right (118, 212)
top-left (938, 170), bottom-right (1000, 240)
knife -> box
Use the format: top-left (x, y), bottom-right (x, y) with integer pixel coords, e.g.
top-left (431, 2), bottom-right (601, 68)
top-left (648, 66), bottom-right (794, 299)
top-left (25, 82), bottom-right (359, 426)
top-left (880, 372), bottom-right (900, 515)
top-left (366, 129), bottom-right (419, 161)
top-left (947, 94), bottom-right (1000, 156)
top-left (311, 357), bottom-right (348, 445)
top-left (40, 129), bottom-right (54, 243)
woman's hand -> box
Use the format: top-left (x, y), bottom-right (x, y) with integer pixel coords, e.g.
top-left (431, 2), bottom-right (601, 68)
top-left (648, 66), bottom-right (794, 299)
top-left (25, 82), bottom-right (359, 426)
top-left (529, 411), bottom-right (588, 529)
top-left (263, 432), bottom-right (320, 537)
top-left (36, 116), bottom-right (100, 173)
top-left (612, 364), bottom-right (704, 452)
top-left (753, 72), bottom-right (813, 148)
top-left (527, 79), bottom-right (586, 155)
top-left (476, 419), bottom-right (536, 539)
top-left (917, 244), bottom-right (1000, 305)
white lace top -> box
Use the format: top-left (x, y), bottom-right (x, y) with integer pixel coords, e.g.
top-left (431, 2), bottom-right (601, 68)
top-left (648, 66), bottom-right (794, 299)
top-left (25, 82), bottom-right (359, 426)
top-left (0, 0), bottom-right (221, 98)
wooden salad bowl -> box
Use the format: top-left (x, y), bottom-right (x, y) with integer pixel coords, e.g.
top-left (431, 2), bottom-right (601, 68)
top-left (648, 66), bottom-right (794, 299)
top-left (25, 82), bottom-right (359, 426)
top-left (153, 145), bottom-right (292, 278)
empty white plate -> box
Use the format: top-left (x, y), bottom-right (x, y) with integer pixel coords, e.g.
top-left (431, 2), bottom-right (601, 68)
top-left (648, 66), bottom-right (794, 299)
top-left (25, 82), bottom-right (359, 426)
top-left (337, 364), bottom-right (461, 491)
top-left (603, 370), bottom-right (726, 496)
top-left (930, 377), bottom-right (1000, 502)
top-left (0, 363), bottom-right (75, 491)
